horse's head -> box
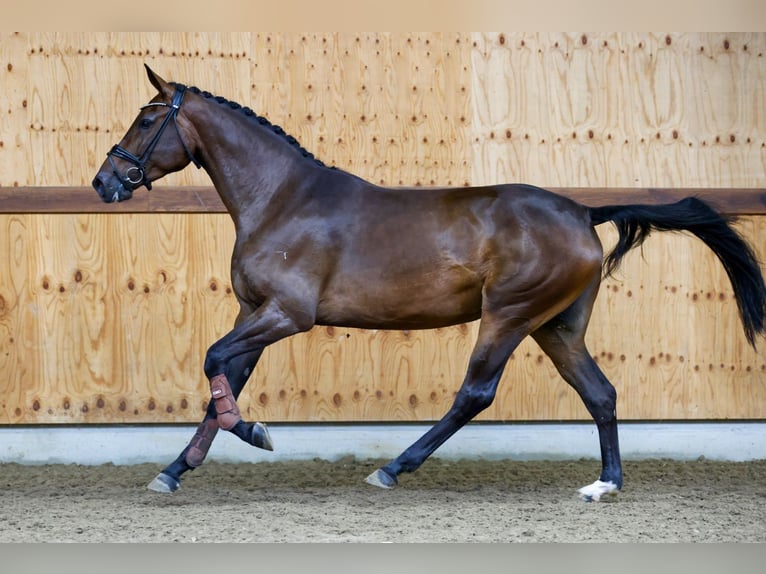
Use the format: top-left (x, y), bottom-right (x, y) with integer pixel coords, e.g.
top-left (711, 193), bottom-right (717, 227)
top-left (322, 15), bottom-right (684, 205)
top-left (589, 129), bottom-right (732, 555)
top-left (92, 65), bottom-right (201, 203)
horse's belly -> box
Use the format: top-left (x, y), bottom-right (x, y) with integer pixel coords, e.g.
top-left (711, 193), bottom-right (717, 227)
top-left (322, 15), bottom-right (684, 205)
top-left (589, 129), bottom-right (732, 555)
top-left (316, 272), bottom-right (483, 330)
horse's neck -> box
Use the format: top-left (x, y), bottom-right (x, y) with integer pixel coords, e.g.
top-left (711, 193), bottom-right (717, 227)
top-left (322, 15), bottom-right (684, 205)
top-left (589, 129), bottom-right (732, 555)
top-left (196, 116), bottom-right (308, 224)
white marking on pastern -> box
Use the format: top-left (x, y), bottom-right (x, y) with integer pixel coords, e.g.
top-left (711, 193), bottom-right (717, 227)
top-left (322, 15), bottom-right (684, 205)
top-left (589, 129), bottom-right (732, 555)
top-left (578, 479), bottom-right (619, 502)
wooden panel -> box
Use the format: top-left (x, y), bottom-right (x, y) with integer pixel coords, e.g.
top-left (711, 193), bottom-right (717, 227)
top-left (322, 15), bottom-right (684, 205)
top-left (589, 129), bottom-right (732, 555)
top-left (470, 32), bottom-right (766, 188)
top-left (4, 32), bottom-right (471, 188)
top-left (0, 214), bottom-right (39, 421)
top-left (0, 33), bottom-right (30, 188)
top-left (248, 33), bottom-right (471, 186)
top-left (0, 32), bottom-right (765, 425)
top-left (0, 214), bottom-right (234, 423)
top-left (1, 212), bottom-right (764, 424)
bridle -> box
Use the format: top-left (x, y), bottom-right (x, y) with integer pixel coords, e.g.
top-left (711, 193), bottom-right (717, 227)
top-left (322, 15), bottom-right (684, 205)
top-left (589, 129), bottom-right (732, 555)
top-left (107, 84), bottom-right (201, 191)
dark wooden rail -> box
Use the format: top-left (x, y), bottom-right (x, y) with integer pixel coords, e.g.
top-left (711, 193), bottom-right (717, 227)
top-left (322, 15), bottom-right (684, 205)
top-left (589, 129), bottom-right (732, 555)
top-left (1, 186), bottom-right (765, 215)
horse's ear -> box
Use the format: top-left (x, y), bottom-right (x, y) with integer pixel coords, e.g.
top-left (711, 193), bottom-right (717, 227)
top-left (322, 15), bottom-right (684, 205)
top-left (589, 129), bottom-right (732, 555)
top-left (144, 64), bottom-right (172, 96)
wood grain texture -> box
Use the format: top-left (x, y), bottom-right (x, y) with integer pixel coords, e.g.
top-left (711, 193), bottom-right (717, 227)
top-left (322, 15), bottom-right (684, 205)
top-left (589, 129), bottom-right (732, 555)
top-left (2, 213), bottom-right (764, 423)
top-left (0, 33), bottom-right (764, 425)
top-left (470, 32), bottom-right (766, 188)
top-left (0, 33), bottom-right (30, 189)
top-left (0, 214), bottom-right (236, 423)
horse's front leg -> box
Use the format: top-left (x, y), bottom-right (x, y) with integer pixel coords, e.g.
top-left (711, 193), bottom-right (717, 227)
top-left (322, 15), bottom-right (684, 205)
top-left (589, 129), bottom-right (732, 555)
top-left (148, 349), bottom-right (263, 493)
top-left (148, 299), bottom-right (312, 493)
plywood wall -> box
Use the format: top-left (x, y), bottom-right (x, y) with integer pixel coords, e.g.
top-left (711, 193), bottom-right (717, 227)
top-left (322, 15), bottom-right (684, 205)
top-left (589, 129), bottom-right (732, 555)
top-left (0, 32), bottom-right (764, 425)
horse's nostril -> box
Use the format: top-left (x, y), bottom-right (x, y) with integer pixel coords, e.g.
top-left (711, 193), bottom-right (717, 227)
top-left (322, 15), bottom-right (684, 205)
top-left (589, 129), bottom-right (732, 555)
top-left (92, 177), bottom-right (114, 203)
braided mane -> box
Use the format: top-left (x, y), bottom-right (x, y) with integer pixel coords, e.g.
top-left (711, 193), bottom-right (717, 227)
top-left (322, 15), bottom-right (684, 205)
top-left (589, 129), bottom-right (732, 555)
top-left (175, 83), bottom-right (332, 169)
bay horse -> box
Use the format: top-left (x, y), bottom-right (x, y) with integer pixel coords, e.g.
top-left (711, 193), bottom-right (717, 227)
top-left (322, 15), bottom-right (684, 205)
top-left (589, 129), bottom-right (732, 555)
top-left (93, 66), bottom-right (766, 501)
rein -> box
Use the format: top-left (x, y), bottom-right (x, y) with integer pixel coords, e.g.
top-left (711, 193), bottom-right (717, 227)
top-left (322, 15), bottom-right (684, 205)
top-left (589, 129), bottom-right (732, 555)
top-left (107, 85), bottom-right (201, 191)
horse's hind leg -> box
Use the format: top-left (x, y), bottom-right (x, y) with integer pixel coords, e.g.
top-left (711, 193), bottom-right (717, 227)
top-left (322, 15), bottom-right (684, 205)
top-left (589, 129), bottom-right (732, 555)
top-left (366, 314), bottom-right (528, 489)
top-left (147, 349), bottom-right (266, 493)
top-left (531, 281), bottom-right (623, 501)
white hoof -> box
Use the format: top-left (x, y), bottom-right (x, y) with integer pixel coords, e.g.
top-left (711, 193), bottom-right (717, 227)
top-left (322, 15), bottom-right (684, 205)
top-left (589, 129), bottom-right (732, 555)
top-left (578, 479), bottom-right (619, 502)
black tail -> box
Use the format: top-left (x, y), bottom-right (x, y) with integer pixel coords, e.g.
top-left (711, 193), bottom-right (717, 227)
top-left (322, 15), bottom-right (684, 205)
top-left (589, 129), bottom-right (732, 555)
top-left (590, 196), bottom-right (766, 347)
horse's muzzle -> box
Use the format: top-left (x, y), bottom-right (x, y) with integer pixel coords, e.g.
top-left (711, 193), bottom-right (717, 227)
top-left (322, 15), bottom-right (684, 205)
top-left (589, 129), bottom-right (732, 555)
top-left (92, 175), bottom-right (133, 203)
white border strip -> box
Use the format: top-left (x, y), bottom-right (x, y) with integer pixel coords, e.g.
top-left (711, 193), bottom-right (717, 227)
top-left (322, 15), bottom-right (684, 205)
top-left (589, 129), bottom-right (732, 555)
top-left (1, 422), bottom-right (764, 466)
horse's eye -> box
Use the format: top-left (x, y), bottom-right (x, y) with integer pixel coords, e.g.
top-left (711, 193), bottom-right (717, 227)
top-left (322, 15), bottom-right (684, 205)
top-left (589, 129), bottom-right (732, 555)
top-left (139, 118), bottom-right (154, 129)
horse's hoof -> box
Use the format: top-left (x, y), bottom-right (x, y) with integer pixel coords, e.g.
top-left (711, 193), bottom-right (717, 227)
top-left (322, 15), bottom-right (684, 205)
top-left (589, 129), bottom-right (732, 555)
top-left (365, 468), bottom-right (398, 489)
top-left (147, 472), bottom-right (181, 493)
top-left (577, 479), bottom-right (619, 502)
top-left (251, 422), bottom-right (274, 451)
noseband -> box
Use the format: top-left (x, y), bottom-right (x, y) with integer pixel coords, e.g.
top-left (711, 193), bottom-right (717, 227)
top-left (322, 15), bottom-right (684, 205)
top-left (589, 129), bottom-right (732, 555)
top-left (107, 84), bottom-right (201, 191)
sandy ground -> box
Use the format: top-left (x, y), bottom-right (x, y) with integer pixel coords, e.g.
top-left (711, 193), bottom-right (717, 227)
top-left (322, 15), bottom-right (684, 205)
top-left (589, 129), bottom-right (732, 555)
top-left (1, 457), bottom-right (764, 542)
